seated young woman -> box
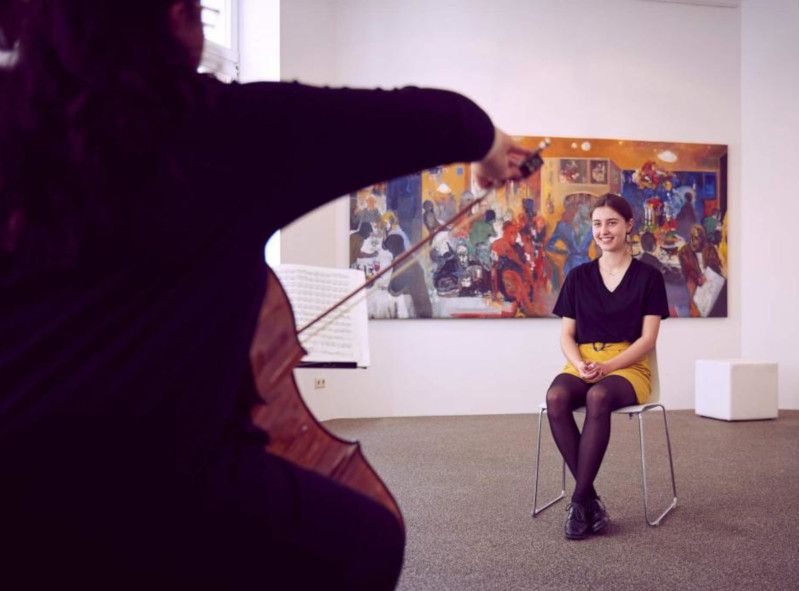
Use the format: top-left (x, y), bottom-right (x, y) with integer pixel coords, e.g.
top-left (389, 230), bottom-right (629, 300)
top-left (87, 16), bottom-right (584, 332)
top-left (545, 193), bottom-right (669, 540)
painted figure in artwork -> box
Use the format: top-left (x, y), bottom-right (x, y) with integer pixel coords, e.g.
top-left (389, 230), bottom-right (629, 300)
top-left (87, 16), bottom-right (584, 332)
top-left (491, 221), bottom-right (536, 316)
top-left (434, 242), bottom-right (489, 297)
top-left (381, 211), bottom-right (411, 250)
top-left (546, 194), bottom-right (593, 279)
top-left (423, 200), bottom-right (455, 273)
top-left (678, 224), bottom-right (725, 316)
top-left (384, 234), bottom-right (432, 318)
top-left (676, 191), bottom-right (698, 241)
top-left (350, 222), bottom-right (373, 262)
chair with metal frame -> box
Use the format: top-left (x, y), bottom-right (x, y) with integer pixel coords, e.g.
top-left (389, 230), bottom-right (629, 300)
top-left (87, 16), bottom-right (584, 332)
top-left (531, 348), bottom-right (677, 526)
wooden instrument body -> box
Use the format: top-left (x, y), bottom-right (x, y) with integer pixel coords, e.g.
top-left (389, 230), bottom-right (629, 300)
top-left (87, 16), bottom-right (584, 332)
top-left (249, 269), bottom-right (404, 530)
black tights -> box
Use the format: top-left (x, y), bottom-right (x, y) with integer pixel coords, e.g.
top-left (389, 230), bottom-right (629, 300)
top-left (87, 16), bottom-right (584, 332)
top-left (545, 373), bottom-right (637, 504)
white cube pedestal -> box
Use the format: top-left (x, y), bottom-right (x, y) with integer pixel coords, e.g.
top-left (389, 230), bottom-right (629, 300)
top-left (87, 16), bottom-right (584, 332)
top-left (695, 359), bottom-right (778, 421)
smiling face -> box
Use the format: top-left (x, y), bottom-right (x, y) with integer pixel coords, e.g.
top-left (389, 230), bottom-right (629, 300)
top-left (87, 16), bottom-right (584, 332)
top-left (592, 206), bottom-right (632, 253)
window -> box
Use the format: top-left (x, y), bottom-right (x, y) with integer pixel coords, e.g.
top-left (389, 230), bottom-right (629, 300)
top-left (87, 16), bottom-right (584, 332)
top-left (200, 0), bottom-right (239, 82)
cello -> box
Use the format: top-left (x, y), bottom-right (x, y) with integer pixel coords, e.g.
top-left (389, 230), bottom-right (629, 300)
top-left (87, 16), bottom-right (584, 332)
top-left (248, 142), bottom-right (548, 532)
top-left (249, 268), bottom-right (405, 528)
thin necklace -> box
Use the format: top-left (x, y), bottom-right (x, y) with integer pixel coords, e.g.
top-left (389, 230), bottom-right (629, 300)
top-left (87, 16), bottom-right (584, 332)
top-left (600, 255), bottom-right (631, 276)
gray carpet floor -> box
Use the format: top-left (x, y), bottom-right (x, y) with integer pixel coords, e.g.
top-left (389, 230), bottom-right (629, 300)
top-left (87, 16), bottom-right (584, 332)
top-left (325, 410), bottom-right (799, 591)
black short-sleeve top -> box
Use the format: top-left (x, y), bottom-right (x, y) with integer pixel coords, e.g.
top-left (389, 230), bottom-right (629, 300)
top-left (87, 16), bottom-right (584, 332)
top-left (553, 259), bottom-right (669, 344)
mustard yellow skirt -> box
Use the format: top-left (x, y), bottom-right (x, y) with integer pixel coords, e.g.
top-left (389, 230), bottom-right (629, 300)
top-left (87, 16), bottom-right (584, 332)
top-left (560, 342), bottom-right (651, 404)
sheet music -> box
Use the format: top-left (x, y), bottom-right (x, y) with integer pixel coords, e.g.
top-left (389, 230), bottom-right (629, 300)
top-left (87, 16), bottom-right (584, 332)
top-left (273, 264), bottom-right (370, 367)
top-left (693, 266), bottom-right (725, 317)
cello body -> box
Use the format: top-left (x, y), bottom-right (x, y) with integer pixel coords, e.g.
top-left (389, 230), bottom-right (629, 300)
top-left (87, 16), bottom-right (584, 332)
top-left (249, 268), bottom-right (404, 531)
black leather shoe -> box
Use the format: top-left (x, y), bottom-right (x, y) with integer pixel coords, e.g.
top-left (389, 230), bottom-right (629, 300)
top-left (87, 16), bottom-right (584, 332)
top-left (589, 497), bottom-right (609, 533)
top-left (564, 502), bottom-right (591, 540)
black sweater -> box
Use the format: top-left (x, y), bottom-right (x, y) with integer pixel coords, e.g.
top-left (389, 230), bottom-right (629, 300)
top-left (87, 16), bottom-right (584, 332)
top-left (0, 79), bottom-right (494, 489)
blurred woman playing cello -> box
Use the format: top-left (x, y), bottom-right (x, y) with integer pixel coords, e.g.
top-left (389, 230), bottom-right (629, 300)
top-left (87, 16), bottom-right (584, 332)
top-left (0, 1), bottom-right (529, 587)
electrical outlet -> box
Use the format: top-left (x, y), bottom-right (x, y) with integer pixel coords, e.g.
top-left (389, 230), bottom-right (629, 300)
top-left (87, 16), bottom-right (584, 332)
top-left (314, 377), bottom-right (326, 389)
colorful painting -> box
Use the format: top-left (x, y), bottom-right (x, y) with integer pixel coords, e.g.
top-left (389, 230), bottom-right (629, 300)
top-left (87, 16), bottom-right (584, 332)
top-left (348, 136), bottom-right (728, 319)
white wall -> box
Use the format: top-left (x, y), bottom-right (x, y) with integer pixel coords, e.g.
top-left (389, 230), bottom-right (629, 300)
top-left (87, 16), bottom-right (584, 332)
top-left (278, 0), bottom-right (344, 266)
top-left (740, 0), bottom-right (799, 408)
top-left (269, 0), bottom-right (757, 418)
top-left (239, 0), bottom-right (280, 82)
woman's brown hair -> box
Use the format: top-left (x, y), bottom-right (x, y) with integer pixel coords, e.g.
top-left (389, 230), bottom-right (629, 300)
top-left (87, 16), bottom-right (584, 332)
top-left (590, 193), bottom-right (633, 222)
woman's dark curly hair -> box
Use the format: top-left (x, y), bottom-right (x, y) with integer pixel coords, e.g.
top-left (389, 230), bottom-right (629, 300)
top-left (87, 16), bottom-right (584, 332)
top-left (0, 0), bottom-right (205, 275)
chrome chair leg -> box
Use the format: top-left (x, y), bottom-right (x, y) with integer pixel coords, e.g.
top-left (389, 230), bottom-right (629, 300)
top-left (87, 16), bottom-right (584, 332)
top-left (635, 405), bottom-right (678, 526)
top-left (532, 407), bottom-right (566, 517)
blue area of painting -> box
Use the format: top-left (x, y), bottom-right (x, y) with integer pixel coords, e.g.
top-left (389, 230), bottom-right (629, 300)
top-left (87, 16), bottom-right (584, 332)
top-left (622, 170), bottom-right (717, 233)
top-left (387, 173), bottom-right (422, 242)
top-left (702, 173), bottom-right (716, 198)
